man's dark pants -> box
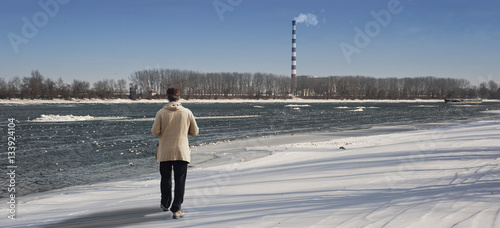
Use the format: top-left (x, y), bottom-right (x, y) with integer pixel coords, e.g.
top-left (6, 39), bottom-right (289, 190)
top-left (160, 161), bottom-right (188, 212)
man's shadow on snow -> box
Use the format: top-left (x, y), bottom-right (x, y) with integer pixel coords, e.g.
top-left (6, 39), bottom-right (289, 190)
top-left (40, 207), bottom-right (173, 228)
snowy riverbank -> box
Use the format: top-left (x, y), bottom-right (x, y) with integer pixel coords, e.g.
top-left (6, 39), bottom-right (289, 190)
top-left (0, 98), bottom-right (449, 104)
top-left (2, 111), bottom-right (499, 227)
top-left (2, 98), bottom-right (499, 107)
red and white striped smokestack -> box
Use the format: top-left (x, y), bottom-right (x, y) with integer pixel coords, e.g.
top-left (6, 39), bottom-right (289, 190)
top-left (291, 20), bottom-right (297, 95)
top-left (292, 20), bottom-right (297, 78)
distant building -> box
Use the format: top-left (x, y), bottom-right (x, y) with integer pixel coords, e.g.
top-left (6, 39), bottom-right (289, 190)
top-left (298, 75), bottom-right (319, 79)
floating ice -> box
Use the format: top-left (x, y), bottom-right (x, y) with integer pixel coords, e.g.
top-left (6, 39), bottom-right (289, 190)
top-left (29, 114), bottom-right (128, 122)
top-left (350, 107), bottom-right (365, 112)
top-left (285, 104), bottom-right (311, 107)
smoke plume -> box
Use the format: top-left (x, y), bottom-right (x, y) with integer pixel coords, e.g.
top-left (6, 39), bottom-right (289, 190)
top-left (294, 13), bottom-right (318, 26)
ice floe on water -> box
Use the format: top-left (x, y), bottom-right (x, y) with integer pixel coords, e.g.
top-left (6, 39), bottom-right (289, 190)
top-left (285, 104), bottom-right (311, 110)
top-left (29, 114), bottom-right (128, 122)
top-left (349, 107), bottom-right (365, 112)
top-left (411, 105), bottom-right (440, 108)
top-left (337, 106), bottom-right (378, 111)
top-left (284, 104), bottom-right (311, 107)
top-left (29, 114), bottom-right (261, 123)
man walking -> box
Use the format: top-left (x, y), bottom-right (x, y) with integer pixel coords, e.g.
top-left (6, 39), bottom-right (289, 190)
top-left (151, 87), bottom-right (199, 219)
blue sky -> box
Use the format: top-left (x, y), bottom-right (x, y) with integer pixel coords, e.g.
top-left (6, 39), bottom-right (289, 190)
top-left (1, 0), bottom-right (499, 86)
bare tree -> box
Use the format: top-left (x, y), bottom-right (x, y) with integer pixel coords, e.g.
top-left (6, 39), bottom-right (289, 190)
top-left (44, 78), bottom-right (56, 99)
top-left (0, 77), bottom-right (6, 99)
top-left (72, 80), bottom-right (90, 99)
top-left (116, 79), bottom-right (127, 98)
top-left (489, 80), bottom-right (498, 98)
top-left (7, 76), bottom-right (21, 99)
top-left (21, 70), bottom-right (45, 99)
top-left (94, 79), bottom-right (112, 99)
top-left (479, 82), bottom-right (489, 98)
top-left (5, 68), bottom-right (497, 101)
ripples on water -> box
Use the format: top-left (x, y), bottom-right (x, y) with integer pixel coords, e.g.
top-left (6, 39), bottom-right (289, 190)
top-left (1, 101), bottom-right (498, 197)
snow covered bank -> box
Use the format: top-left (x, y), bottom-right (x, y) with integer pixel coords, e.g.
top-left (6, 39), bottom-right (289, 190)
top-left (3, 119), bottom-right (500, 227)
top-left (0, 98), bottom-right (455, 104)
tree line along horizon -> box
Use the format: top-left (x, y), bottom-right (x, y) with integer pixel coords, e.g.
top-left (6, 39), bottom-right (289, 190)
top-left (1, 69), bottom-right (499, 100)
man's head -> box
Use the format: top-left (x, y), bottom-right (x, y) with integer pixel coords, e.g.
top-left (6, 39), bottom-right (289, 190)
top-left (167, 87), bottom-right (180, 102)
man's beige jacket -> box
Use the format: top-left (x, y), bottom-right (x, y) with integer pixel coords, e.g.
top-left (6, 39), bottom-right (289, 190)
top-left (151, 102), bottom-right (199, 163)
